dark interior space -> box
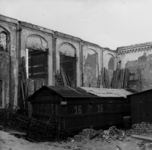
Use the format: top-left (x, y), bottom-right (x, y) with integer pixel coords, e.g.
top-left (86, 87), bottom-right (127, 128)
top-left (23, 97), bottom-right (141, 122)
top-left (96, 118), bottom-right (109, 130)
top-left (60, 53), bottom-right (76, 87)
top-left (28, 49), bottom-right (48, 80)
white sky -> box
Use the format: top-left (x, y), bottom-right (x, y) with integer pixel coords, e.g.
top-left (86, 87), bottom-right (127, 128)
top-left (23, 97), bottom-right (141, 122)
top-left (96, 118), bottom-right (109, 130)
top-left (0, 0), bottom-right (152, 49)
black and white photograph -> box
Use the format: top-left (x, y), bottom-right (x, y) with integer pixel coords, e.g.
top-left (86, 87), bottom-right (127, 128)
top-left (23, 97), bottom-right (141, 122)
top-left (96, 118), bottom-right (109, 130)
top-left (0, 0), bottom-right (152, 149)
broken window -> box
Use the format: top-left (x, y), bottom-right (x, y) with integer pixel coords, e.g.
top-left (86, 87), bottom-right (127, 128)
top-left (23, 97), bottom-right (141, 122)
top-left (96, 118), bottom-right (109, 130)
top-left (25, 35), bottom-right (48, 82)
top-left (59, 43), bottom-right (77, 87)
top-left (25, 35), bottom-right (48, 97)
top-left (28, 49), bottom-right (48, 79)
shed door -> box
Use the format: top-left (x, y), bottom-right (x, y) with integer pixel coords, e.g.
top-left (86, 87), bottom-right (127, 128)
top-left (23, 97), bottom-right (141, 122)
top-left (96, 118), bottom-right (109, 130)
top-left (28, 50), bottom-right (48, 79)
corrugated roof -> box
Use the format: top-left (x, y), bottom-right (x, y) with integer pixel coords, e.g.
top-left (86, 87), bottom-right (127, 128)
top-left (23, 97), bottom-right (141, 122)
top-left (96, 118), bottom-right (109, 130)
top-left (80, 87), bottom-right (132, 98)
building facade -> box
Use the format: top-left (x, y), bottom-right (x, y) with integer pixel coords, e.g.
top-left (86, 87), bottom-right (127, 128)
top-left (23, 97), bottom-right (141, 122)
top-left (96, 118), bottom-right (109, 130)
top-left (0, 14), bottom-right (107, 108)
top-left (2, 14), bottom-right (150, 108)
top-left (116, 42), bottom-right (152, 91)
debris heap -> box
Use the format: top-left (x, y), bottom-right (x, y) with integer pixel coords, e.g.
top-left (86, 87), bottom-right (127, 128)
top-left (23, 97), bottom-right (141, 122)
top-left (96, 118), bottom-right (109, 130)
top-left (131, 122), bottom-right (152, 134)
top-left (68, 122), bottom-right (152, 143)
top-left (70, 126), bottom-right (126, 142)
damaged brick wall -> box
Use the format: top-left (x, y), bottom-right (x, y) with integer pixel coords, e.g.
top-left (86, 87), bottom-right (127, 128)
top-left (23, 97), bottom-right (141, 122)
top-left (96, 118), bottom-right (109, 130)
top-left (83, 50), bottom-right (98, 87)
top-left (0, 14), bottom-right (107, 108)
top-left (0, 52), bottom-right (9, 107)
top-left (0, 16), bottom-right (19, 108)
top-left (126, 53), bottom-right (152, 91)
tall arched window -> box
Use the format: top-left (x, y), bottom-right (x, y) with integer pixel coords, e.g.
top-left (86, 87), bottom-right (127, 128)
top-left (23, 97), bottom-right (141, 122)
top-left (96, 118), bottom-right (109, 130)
top-left (25, 34), bottom-right (48, 79)
top-left (83, 49), bottom-right (98, 87)
top-left (0, 32), bottom-right (7, 51)
top-left (59, 43), bottom-right (77, 87)
top-left (108, 57), bottom-right (115, 70)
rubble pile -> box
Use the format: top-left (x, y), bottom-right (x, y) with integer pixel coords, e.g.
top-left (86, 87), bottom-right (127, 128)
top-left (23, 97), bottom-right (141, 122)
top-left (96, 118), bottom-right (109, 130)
top-left (69, 122), bottom-right (152, 143)
top-left (73, 128), bottom-right (97, 141)
top-left (131, 122), bottom-right (152, 134)
top-left (72, 126), bottom-right (126, 142)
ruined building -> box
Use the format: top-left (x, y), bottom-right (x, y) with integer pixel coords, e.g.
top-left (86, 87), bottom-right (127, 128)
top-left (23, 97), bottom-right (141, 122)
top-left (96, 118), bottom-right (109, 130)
top-left (117, 42), bottom-right (152, 91)
top-left (0, 14), bottom-right (151, 108)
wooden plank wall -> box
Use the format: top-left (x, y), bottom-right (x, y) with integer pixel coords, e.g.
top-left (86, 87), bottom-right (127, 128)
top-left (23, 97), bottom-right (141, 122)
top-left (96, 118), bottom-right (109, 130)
top-left (101, 68), bottom-right (130, 89)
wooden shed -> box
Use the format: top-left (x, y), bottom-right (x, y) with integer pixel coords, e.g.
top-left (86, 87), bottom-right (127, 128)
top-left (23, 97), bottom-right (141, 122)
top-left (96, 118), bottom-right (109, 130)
top-left (128, 89), bottom-right (152, 125)
top-left (28, 86), bottom-right (131, 132)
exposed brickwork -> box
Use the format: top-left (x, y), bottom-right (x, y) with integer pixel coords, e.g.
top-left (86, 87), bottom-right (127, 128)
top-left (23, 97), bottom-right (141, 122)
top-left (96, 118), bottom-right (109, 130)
top-left (84, 53), bottom-right (98, 87)
top-left (125, 53), bottom-right (152, 91)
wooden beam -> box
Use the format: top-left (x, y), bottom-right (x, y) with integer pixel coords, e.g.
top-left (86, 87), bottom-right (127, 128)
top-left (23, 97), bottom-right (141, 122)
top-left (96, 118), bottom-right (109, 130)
top-left (132, 134), bottom-right (152, 141)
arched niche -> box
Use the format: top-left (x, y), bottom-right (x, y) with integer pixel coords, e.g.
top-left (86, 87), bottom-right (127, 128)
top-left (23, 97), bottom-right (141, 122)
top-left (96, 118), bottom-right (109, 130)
top-left (26, 34), bottom-right (48, 51)
top-left (83, 49), bottom-right (99, 87)
top-left (59, 42), bottom-right (77, 87)
top-left (105, 53), bottom-right (115, 69)
top-left (59, 42), bottom-right (76, 57)
top-left (0, 26), bottom-right (10, 52)
top-left (108, 56), bottom-right (115, 71)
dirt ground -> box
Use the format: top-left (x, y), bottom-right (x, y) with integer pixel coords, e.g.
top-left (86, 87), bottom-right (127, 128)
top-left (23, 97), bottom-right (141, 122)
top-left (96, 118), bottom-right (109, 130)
top-left (0, 130), bottom-right (145, 150)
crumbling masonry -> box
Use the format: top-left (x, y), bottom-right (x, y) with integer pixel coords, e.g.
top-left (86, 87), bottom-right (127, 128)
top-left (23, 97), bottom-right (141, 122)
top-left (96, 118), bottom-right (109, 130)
top-left (0, 14), bottom-right (152, 108)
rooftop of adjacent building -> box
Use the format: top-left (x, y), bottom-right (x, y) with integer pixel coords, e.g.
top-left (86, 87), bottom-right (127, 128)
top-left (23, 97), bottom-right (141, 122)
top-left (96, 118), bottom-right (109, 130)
top-left (117, 42), bottom-right (152, 51)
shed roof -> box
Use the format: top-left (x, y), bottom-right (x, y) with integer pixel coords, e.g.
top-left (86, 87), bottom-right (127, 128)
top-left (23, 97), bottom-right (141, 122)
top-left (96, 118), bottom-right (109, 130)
top-left (28, 86), bottom-right (98, 100)
top-left (80, 87), bottom-right (132, 98)
top-left (28, 86), bottom-right (133, 101)
top-left (47, 86), bottom-right (98, 98)
top-left (127, 88), bottom-right (152, 97)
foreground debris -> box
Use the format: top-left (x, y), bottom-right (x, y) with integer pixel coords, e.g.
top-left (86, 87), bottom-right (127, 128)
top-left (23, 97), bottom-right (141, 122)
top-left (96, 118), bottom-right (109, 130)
top-left (68, 126), bottom-right (126, 143)
top-left (1, 104), bottom-right (152, 150)
top-left (66, 122), bottom-right (152, 150)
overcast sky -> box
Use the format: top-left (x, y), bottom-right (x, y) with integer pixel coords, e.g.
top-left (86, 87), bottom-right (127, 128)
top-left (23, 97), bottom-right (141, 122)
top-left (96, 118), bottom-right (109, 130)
top-left (0, 0), bottom-right (152, 49)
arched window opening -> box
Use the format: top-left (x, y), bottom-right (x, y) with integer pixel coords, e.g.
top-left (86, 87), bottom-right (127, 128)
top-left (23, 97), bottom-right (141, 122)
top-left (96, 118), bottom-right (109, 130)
top-left (108, 57), bottom-right (114, 70)
top-left (59, 43), bottom-right (77, 87)
top-left (0, 32), bottom-right (8, 51)
top-left (25, 35), bottom-right (48, 80)
top-left (83, 49), bottom-right (98, 87)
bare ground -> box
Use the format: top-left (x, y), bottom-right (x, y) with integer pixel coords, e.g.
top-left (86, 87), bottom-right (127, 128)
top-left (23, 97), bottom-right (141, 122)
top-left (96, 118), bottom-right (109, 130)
top-left (0, 130), bottom-right (144, 150)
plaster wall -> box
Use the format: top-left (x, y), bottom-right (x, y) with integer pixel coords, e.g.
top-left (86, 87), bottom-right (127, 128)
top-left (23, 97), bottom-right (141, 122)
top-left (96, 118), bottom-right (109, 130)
top-left (117, 46), bottom-right (152, 91)
top-left (20, 22), bottom-right (53, 86)
top-left (0, 15), bottom-right (18, 107)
